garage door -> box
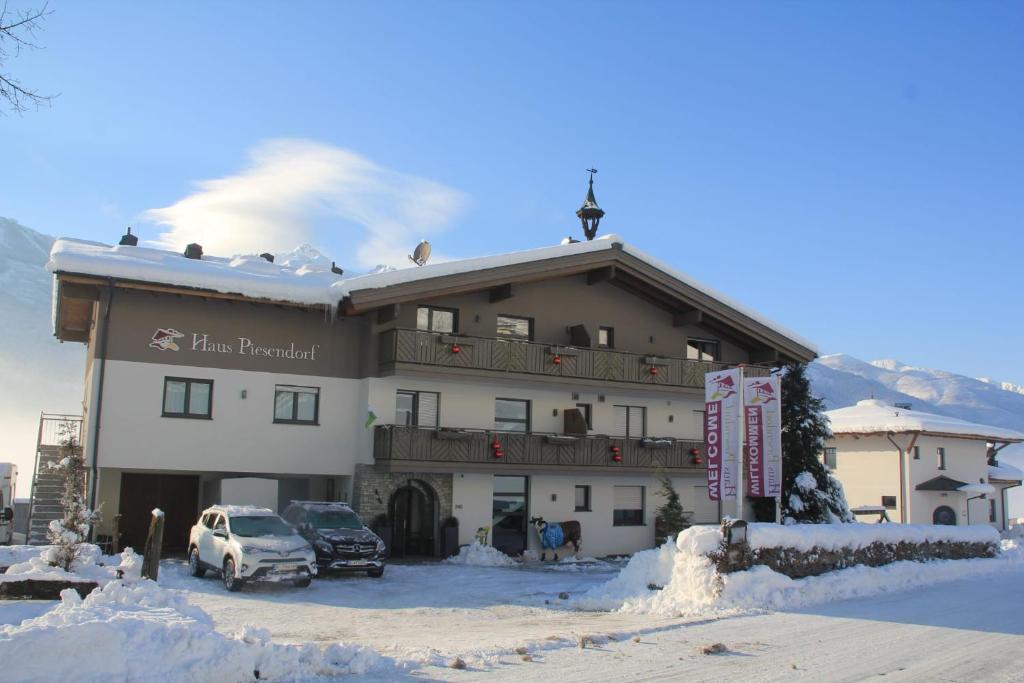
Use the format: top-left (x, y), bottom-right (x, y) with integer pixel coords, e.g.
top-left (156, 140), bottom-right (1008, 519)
top-left (118, 473), bottom-right (199, 553)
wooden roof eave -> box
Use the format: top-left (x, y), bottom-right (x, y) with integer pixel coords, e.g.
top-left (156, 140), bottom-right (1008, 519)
top-left (342, 249), bottom-right (817, 362)
top-left (832, 429), bottom-right (1024, 444)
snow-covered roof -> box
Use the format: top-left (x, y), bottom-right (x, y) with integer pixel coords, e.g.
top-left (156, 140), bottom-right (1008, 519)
top-left (989, 462), bottom-right (1024, 482)
top-left (826, 399), bottom-right (1024, 442)
top-left (47, 234), bottom-right (815, 353)
top-left (48, 239), bottom-right (345, 307)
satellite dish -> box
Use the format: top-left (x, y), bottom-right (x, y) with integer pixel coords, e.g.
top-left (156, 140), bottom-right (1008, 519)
top-left (409, 240), bottom-right (432, 267)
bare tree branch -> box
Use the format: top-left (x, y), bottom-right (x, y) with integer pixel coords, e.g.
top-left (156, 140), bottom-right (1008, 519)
top-left (0, 1), bottom-right (56, 115)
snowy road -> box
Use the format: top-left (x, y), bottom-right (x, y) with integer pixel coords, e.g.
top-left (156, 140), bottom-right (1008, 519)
top-left (448, 572), bottom-right (1024, 681)
top-left (160, 557), bottom-right (1024, 681)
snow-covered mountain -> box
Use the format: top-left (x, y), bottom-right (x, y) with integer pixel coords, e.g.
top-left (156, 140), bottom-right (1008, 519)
top-left (0, 218), bottom-right (85, 494)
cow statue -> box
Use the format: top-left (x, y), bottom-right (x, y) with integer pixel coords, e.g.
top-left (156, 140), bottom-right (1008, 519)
top-left (530, 516), bottom-right (581, 561)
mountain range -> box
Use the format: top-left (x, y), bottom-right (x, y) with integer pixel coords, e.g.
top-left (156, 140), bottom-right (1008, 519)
top-left (0, 218), bottom-right (1020, 515)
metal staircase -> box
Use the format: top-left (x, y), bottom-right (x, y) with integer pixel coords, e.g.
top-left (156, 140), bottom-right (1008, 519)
top-left (27, 414), bottom-right (83, 545)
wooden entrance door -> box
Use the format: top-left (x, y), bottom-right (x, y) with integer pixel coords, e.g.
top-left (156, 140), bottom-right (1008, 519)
top-left (118, 473), bottom-right (199, 553)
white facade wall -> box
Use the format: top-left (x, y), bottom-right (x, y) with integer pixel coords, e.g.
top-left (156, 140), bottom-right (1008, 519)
top-left (96, 360), bottom-right (374, 476)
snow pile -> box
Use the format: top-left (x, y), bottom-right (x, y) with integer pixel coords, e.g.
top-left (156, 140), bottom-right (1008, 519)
top-left (578, 526), bottom-right (1020, 618)
top-left (0, 545), bottom-right (46, 569)
top-left (989, 462), bottom-right (1024, 482)
top-left (444, 542), bottom-right (517, 567)
top-left (0, 580), bottom-right (396, 682)
top-left (0, 544), bottom-right (142, 585)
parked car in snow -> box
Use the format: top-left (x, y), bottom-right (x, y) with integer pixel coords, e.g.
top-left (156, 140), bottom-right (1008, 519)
top-left (187, 505), bottom-right (316, 591)
top-left (282, 501), bottom-right (386, 577)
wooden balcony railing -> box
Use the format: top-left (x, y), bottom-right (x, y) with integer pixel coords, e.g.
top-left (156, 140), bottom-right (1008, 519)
top-left (373, 424), bottom-right (707, 472)
top-left (379, 328), bottom-right (768, 389)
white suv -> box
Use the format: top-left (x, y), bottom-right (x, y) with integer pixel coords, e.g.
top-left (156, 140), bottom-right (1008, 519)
top-left (188, 505), bottom-right (317, 591)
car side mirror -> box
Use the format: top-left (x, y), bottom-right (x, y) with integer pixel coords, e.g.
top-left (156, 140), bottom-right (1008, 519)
top-left (212, 528), bottom-right (228, 539)
top-left (1, 507), bottom-right (12, 523)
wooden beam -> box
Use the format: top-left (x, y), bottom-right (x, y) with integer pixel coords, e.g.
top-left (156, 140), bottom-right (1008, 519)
top-left (586, 266), bottom-right (615, 285)
top-left (377, 304), bottom-right (400, 324)
top-left (749, 348), bottom-right (779, 364)
top-left (60, 281), bottom-right (102, 301)
top-left (488, 283), bottom-right (513, 303)
top-left (672, 309), bottom-right (703, 327)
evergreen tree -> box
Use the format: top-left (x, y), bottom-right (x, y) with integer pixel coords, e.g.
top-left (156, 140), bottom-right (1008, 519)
top-left (654, 474), bottom-right (690, 544)
top-left (45, 421), bottom-right (99, 571)
top-left (779, 363), bottom-right (854, 524)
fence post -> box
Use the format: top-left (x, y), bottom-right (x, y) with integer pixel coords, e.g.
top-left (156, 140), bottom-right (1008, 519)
top-left (141, 509), bottom-right (165, 581)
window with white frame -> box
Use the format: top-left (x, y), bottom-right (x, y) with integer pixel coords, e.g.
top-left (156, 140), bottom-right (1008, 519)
top-left (395, 390), bottom-right (439, 427)
top-left (823, 447), bottom-right (837, 470)
top-left (613, 405), bottom-right (646, 438)
top-left (937, 447), bottom-right (947, 470)
top-left (613, 485), bottom-right (644, 526)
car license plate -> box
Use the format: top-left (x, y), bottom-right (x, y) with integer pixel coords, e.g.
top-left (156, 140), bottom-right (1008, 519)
top-left (273, 565), bottom-right (299, 573)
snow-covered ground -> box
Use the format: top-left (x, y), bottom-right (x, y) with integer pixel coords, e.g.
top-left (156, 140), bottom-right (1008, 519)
top-left (3, 534), bottom-right (1024, 681)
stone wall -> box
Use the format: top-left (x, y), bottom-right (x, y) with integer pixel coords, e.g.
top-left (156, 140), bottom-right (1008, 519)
top-left (352, 464), bottom-right (453, 524)
top-left (714, 538), bottom-right (999, 579)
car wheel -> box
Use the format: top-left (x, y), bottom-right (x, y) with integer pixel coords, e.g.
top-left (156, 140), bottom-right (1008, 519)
top-left (223, 557), bottom-right (243, 592)
top-left (188, 547), bottom-right (206, 578)
top-left (293, 576), bottom-right (312, 588)
top-left (367, 567), bottom-right (385, 578)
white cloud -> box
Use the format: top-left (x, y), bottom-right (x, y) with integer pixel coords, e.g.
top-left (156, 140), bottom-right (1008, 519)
top-left (142, 139), bottom-right (467, 268)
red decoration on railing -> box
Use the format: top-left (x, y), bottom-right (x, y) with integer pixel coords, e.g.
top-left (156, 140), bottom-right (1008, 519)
top-left (491, 438), bottom-right (501, 450)
top-left (689, 447), bottom-right (700, 456)
top-left (649, 366), bottom-right (659, 376)
top-left (494, 450), bottom-right (504, 458)
top-left (610, 443), bottom-right (622, 462)
top-left (693, 455), bottom-right (703, 465)
top-left (612, 453), bottom-right (623, 463)
top-left (553, 355), bottom-right (562, 365)
top-left (451, 344), bottom-right (461, 354)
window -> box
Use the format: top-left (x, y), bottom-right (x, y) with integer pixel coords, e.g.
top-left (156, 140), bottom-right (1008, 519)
top-left (686, 338), bottom-right (720, 362)
top-left (162, 377), bottom-right (213, 418)
top-left (274, 385), bottom-right (320, 424)
top-left (416, 305), bottom-right (458, 333)
top-left (212, 514), bottom-right (226, 530)
top-left (881, 496), bottom-right (897, 509)
top-left (824, 447), bottom-right (837, 470)
top-left (575, 403), bottom-right (593, 430)
top-left (613, 485), bottom-right (644, 526)
top-left (937, 447), bottom-right (946, 470)
top-left (395, 390), bottom-right (440, 427)
top-left (598, 326), bottom-right (614, 349)
top-left (613, 405), bottom-right (646, 438)
top-left (913, 445), bottom-right (920, 460)
top-left (496, 315), bottom-right (533, 340)
top-left (495, 398), bottom-right (530, 432)
top-left (574, 485), bottom-right (591, 512)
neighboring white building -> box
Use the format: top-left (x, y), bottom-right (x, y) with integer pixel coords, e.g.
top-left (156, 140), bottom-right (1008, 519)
top-left (44, 211), bottom-right (817, 558)
top-left (824, 399), bottom-right (1024, 530)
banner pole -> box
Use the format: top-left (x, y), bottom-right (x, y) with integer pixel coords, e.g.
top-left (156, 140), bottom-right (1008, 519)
top-left (736, 365), bottom-right (745, 521)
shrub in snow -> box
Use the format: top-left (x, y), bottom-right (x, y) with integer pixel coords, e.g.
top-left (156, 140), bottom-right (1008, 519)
top-left (779, 363), bottom-right (854, 524)
top-left (45, 423), bottom-right (100, 572)
top-left (654, 475), bottom-right (691, 545)
top-left (444, 541), bottom-right (517, 567)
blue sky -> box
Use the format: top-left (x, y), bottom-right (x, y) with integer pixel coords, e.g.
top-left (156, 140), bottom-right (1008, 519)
top-left (4, 2), bottom-right (1023, 383)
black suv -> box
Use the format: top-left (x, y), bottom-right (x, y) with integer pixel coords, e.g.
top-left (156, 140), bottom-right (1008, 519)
top-left (281, 501), bottom-right (386, 578)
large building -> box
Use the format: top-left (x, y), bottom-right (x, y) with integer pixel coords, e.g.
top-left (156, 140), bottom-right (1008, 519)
top-left (46, 213), bottom-right (816, 557)
top-left (824, 399), bottom-right (1024, 530)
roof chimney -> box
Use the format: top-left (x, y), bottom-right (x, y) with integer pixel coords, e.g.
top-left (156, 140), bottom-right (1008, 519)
top-left (184, 243), bottom-right (203, 260)
top-left (331, 261), bottom-right (344, 276)
top-left (259, 252), bottom-right (274, 263)
top-left (118, 227), bottom-right (138, 247)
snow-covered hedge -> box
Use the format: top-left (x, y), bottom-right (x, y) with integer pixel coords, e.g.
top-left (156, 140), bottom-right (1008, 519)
top-left (443, 541), bottom-right (516, 567)
top-left (575, 526), bottom-right (1021, 617)
top-left (716, 523), bottom-right (1000, 578)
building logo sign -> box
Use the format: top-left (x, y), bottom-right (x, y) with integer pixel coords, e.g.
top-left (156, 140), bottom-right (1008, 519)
top-left (148, 328), bottom-right (320, 362)
top-left (149, 328), bottom-right (184, 351)
top-left (708, 373), bottom-right (737, 401)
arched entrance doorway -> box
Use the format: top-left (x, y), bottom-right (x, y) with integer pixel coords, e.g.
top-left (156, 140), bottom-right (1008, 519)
top-left (389, 480), bottom-right (437, 558)
top-left (933, 505), bottom-right (957, 525)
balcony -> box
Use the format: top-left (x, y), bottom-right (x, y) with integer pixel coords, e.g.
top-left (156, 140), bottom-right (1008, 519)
top-left (373, 424), bottom-right (706, 473)
top-left (379, 329), bottom-right (767, 390)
